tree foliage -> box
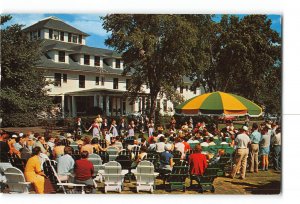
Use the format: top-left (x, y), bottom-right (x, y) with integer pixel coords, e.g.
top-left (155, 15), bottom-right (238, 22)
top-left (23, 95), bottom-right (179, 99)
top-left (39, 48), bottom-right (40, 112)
top-left (0, 15), bottom-right (51, 127)
top-left (102, 14), bottom-right (281, 116)
top-left (102, 14), bottom-right (210, 118)
top-left (191, 15), bottom-right (282, 114)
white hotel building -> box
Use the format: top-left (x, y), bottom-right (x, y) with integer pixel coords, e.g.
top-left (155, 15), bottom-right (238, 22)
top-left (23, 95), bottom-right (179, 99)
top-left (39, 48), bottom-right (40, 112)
top-left (24, 16), bottom-right (204, 117)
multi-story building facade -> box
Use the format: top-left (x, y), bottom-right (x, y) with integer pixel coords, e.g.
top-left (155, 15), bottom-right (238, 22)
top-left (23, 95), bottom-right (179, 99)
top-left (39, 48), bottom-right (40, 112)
top-left (24, 16), bottom-right (204, 117)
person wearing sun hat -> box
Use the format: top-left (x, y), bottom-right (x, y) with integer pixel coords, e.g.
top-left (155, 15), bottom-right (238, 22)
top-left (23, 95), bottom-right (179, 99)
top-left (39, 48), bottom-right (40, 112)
top-left (230, 126), bottom-right (251, 180)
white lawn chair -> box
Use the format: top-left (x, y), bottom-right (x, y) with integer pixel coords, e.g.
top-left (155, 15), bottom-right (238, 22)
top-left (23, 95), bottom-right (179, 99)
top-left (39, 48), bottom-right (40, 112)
top-left (107, 146), bottom-right (119, 161)
top-left (134, 161), bottom-right (159, 193)
top-left (101, 161), bottom-right (125, 193)
top-left (4, 167), bottom-right (31, 193)
top-left (88, 153), bottom-right (104, 176)
top-left (70, 142), bottom-right (79, 152)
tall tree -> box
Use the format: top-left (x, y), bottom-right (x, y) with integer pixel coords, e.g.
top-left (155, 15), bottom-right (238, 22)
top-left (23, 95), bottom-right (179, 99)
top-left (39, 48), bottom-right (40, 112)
top-left (0, 15), bottom-right (51, 127)
top-left (196, 15), bottom-right (281, 114)
top-left (102, 14), bottom-right (205, 119)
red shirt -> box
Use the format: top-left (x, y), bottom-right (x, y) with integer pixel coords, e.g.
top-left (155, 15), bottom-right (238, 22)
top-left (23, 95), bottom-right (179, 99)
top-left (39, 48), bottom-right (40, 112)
top-left (189, 153), bottom-right (208, 176)
top-left (182, 141), bottom-right (191, 152)
top-left (75, 159), bottom-right (94, 181)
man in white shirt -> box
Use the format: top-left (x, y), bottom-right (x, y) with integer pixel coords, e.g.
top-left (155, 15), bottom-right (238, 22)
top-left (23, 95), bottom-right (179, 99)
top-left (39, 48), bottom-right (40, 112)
top-left (230, 126), bottom-right (250, 179)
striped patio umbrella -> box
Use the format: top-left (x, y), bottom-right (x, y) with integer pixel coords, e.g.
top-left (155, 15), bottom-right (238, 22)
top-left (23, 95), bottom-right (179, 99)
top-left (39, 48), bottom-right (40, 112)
top-left (175, 91), bottom-right (262, 117)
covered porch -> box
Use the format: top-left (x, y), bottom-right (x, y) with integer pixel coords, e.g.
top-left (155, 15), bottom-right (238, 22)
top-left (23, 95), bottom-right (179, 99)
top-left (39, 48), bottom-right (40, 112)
top-left (53, 88), bottom-right (150, 117)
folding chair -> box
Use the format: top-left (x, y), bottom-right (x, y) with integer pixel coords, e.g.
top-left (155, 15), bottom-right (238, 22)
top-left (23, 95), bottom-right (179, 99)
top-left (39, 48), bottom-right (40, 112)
top-left (43, 159), bottom-right (85, 194)
top-left (134, 161), bottom-right (159, 193)
top-left (4, 167), bottom-right (31, 193)
top-left (164, 160), bottom-right (189, 192)
top-left (102, 161), bottom-right (125, 193)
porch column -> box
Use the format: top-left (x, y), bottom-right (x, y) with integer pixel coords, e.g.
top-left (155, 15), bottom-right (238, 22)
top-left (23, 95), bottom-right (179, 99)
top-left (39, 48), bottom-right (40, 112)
top-left (106, 96), bottom-right (109, 115)
top-left (93, 94), bottom-right (97, 107)
top-left (72, 96), bottom-right (77, 117)
top-left (67, 96), bottom-right (71, 117)
top-left (120, 97), bottom-right (123, 116)
top-left (99, 95), bottom-right (103, 109)
top-left (61, 94), bottom-right (65, 118)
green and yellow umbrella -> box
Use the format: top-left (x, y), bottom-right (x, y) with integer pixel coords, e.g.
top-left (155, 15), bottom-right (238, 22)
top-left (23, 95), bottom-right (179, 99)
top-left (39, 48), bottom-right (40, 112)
top-left (175, 91), bottom-right (262, 117)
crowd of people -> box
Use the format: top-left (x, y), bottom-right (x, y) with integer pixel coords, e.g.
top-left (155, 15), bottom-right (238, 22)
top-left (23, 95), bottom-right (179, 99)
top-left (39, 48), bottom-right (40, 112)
top-left (0, 115), bottom-right (281, 193)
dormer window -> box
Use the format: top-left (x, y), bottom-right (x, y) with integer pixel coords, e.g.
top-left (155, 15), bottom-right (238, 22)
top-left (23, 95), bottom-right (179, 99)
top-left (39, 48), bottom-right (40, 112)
top-left (49, 29), bottom-right (53, 39)
top-left (72, 35), bottom-right (78, 43)
top-left (58, 51), bottom-right (65, 62)
top-left (116, 59), bottom-right (121, 68)
top-left (84, 55), bottom-right (90, 65)
top-left (68, 33), bottom-right (72, 42)
top-left (60, 32), bottom-right (64, 41)
top-left (94, 56), bottom-right (100, 66)
top-left (79, 35), bottom-right (82, 44)
top-left (53, 31), bottom-right (59, 40)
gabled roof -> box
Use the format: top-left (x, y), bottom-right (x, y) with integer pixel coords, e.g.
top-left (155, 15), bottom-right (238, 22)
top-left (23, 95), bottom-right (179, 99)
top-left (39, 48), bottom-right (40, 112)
top-left (23, 16), bottom-right (89, 36)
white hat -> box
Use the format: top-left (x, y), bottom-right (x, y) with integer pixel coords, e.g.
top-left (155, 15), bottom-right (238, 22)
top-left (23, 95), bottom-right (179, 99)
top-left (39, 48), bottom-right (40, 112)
top-left (19, 133), bottom-right (24, 137)
top-left (12, 134), bottom-right (18, 138)
top-left (66, 133), bottom-right (72, 137)
top-left (242, 126), bottom-right (248, 131)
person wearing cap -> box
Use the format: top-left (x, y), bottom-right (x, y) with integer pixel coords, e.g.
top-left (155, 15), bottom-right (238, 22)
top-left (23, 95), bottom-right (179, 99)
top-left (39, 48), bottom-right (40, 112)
top-left (230, 126), bottom-right (251, 179)
top-left (66, 133), bottom-right (74, 143)
top-left (249, 123), bottom-right (262, 173)
top-left (8, 135), bottom-right (21, 158)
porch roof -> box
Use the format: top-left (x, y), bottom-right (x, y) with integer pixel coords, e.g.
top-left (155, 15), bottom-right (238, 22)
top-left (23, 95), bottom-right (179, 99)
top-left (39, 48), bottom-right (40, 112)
top-left (65, 88), bottom-right (149, 97)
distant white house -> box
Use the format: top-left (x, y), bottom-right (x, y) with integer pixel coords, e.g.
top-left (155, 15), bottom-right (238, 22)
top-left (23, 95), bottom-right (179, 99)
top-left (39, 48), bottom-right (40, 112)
top-left (23, 16), bottom-right (204, 117)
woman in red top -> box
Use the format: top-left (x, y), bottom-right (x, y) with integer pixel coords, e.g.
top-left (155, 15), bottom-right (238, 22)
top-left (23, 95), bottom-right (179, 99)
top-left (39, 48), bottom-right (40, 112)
top-left (189, 144), bottom-right (208, 176)
top-left (74, 151), bottom-right (95, 193)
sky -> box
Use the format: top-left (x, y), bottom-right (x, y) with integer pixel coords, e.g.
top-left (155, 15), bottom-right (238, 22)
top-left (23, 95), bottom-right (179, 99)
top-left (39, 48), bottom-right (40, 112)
top-left (3, 13), bottom-right (282, 50)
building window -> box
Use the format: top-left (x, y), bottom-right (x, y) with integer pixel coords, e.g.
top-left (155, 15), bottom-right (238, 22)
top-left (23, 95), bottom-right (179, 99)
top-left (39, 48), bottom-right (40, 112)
top-left (63, 74), bottom-right (67, 83)
top-left (116, 59), bottom-right (121, 68)
top-left (94, 56), bottom-right (100, 66)
top-left (126, 79), bottom-right (131, 90)
top-left (79, 35), bottom-right (82, 44)
top-left (49, 29), bottom-right (53, 39)
top-left (96, 76), bottom-right (99, 85)
top-left (54, 73), bottom-right (61, 87)
top-left (163, 100), bottom-right (168, 112)
top-left (38, 30), bottom-right (41, 38)
top-left (68, 33), bottom-right (72, 42)
top-left (60, 32), bottom-right (64, 41)
top-left (53, 31), bottom-right (59, 40)
top-left (72, 35), bottom-right (78, 43)
top-left (58, 51), bottom-right (65, 62)
top-left (79, 75), bottom-right (85, 88)
top-left (101, 77), bottom-right (105, 86)
top-left (113, 78), bottom-right (118, 89)
top-left (84, 55), bottom-right (90, 65)
top-left (180, 86), bottom-right (183, 93)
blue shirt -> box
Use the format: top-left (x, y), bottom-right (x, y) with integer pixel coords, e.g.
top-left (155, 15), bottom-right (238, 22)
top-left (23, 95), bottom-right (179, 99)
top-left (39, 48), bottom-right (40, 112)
top-left (250, 130), bottom-right (262, 144)
top-left (57, 154), bottom-right (75, 175)
top-left (160, 151), bottom-right (173, 165)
